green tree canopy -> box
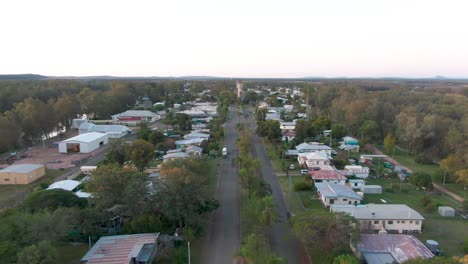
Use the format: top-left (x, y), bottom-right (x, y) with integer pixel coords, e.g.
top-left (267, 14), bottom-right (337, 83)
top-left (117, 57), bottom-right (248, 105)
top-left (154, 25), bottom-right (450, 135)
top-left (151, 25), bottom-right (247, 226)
top-left (16, 240), bottom-right (58, 264)
top-left (87, 164), bottom-right (149, 215)
top-left (127, 139), bottom-right (155, 171)
top-left (409, 172), bottom-right (433, 189)
top-left (24, 189), bottom-right (87, 212)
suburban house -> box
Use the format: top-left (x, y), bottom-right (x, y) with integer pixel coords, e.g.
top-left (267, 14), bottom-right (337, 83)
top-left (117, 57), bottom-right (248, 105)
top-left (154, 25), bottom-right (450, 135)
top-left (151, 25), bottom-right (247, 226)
top-left (297, 152), bottom-right (331, 170)
top-left (59, 132), bottom-right (108, 154)
top-left (79, 122), bottom-right (130, 139)
top-left (315, 182), bottom-right (362, 207)
top-left (0, 164), bottom-right (45, 185)
top-left (186, 145), bottom-right (203, 156)
top-left (295, 142), bottom-right (332, 157)
top-left (111, 110), bottom-right (159, 125)
top-left (339, 136), bottom-right (360, 152)
top-left (184, 132), bottom-right (210, 140)
top-left (330, 204), bottom-right (424, 234)
top-left (266, 112), bottom-right (281, 121)
top-left (280, 121), bottom-right (295, 131)
top-left (175, 138), bottom-right (205, 149)
top-left (345, 165), bottom-right (370, 179)
top-left (81, 233), bottom-right (160, 264)
top-left (311, 170), bottom-right (347, 185)
top-left (282, 130), bottom-right (296, 142)
top-left (322, 129), bottom-right (332, 137)
top-left (348, 179), bottom-right (366, 189)
top-left (358, 234), bottom-right (434, 264)
top-left (162, 152), bottom-right (189, 162)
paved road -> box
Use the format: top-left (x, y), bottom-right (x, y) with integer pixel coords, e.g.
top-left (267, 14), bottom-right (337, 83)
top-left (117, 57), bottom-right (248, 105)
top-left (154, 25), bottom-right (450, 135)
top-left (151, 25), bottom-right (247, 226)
top-left (201, 106), bottom-right (241, 264)
top-left (247, 113), bottom-right (310, 264)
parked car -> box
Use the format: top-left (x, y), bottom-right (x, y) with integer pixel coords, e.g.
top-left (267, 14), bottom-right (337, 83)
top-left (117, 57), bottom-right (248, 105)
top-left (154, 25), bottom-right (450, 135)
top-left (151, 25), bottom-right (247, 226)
top-left (310, 167), bottom-right (321, 171)
top-left (289, 164), bottom-right (295, 170)
top-left (301, 169), bottom-right (309, 175)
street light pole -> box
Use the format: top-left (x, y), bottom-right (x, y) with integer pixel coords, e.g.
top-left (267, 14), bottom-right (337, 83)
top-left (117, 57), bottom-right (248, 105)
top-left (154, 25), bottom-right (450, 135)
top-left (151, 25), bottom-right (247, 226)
top-left (188, 241), bottom-right (191, 264)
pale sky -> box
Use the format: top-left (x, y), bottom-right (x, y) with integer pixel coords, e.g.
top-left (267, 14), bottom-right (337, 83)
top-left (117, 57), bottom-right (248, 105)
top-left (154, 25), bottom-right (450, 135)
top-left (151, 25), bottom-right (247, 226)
top-left (1, 0), bottom-right (467, 78)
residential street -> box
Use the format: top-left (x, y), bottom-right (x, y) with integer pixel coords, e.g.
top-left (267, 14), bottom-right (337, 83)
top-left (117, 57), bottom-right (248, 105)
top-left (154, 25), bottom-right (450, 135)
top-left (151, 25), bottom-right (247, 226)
top-left (247, 113), bottom-right (310, 264)
top-left (201, 106), bottom-right (241, 264)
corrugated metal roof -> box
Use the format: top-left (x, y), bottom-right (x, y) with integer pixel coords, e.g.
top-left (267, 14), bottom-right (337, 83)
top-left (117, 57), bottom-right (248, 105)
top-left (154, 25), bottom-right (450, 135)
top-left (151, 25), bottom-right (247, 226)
top-left (112, 110), bottom-right (156, 117)
top-left (81, 233), bottom-right (159, 264)
top-left (62, 132), bottom-right (108, 143)
top-left (0, 164), bottom-right (43, 174)
top-left (311, 170), bottom-right (347, 180)
top-left (359, 234), bottom-right (434, 263)
top-left (296, 143), bottom-right (332, 151)
top-left (47, 180), bottom-right (81, 191)
top-left (80, 123), bottom-right (129, 134)
top-left (175, 138), bottom-right (205, 145)
top-left (331, 204), bottom-right (424, 220)
top-left (315, 182), bottom-right (362, 200)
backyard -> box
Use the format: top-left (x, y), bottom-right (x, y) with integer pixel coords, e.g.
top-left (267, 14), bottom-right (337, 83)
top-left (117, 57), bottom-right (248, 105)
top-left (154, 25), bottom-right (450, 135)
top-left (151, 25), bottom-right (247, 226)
top-left (380, 146), bottom-right (439, 176)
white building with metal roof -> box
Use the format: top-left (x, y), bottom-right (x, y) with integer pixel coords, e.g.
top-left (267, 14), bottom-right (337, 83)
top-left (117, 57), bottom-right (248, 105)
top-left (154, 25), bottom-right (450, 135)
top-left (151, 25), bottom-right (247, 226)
top-left (315, 182), bottom-right (363, 207)
top-left (79, 122), bottom-right (130, 138)
top-left (111, 110), bottom-right (159, 125)
top-left (47, 179), bottom-right (81, 191)
top-left (331, 204), bottom-right (424, 234)
top-left (59, 132), bottom-right (108, 154)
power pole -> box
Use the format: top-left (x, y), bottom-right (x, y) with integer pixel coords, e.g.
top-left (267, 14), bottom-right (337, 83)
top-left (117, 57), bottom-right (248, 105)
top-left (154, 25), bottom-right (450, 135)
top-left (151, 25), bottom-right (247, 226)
top-left (188, 241), bottom-right (191, 264)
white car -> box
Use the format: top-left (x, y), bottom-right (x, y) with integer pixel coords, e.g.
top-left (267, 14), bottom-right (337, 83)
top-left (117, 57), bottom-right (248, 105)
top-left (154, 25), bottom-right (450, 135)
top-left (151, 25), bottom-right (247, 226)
top-left (289, 164), bottom-right (295, 170)
top-left (301, 169), bottom-right (309, 175)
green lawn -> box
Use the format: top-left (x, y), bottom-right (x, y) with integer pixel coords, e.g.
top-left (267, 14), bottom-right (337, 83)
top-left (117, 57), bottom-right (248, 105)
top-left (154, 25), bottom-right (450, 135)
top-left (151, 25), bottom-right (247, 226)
top-left (418, 218), bottom-right (468, 256)
top-left (364, 177), bottom-right (467, 256)
top-left (56, 243), bottom-right (89, 264)
top-left (278, 176), bottom-right (307, 214)
top-left (264, 143), bottom-right (284, 172)
top-left (381, 147), bottom-right (439, 176)
top-left (207, 158), bottom-right (220, 195)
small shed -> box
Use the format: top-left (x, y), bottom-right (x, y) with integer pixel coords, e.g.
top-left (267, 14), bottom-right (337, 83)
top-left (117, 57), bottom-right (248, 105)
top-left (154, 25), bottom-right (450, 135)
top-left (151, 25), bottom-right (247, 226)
top-left (361, 185), bottom-right (383, 194)
top-left (438, 206), bottom-right (455, 217)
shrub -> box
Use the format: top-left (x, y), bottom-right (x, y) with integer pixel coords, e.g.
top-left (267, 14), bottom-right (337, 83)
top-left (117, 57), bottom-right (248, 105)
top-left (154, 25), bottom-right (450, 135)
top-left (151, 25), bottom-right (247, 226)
top-left (332, 159), bottom-right (346, 170)
top-left (423, 203), bottom-right (436, 213)
top-left (24, 189), bottom-right (87, 212)
top-left (420, 195), bottom-right (432, 207)
top-left (294, 181), bottom-right (313, 191)
top-left (410, 172), bottom-right (433, 188)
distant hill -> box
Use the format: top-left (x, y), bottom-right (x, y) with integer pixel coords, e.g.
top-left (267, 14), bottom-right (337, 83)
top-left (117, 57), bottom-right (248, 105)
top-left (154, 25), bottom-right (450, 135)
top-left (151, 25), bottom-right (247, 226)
top-left (0, 74), bottom-right (48, 80)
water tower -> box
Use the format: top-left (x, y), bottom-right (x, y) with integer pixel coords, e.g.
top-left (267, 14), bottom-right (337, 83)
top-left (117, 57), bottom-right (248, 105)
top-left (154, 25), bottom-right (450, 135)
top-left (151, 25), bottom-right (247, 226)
top-left (236, 81), bottom-right (243, 98)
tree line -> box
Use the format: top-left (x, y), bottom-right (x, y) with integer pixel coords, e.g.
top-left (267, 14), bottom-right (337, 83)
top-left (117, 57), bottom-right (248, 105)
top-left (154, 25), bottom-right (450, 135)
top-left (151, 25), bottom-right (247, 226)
top-left (0, 79), bottom-right (236, 154)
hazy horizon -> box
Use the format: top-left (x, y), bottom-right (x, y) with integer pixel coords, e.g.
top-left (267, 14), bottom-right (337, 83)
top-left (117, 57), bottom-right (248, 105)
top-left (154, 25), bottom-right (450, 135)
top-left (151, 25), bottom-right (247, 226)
top-left (1, 0), bottom-right (467, 78)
